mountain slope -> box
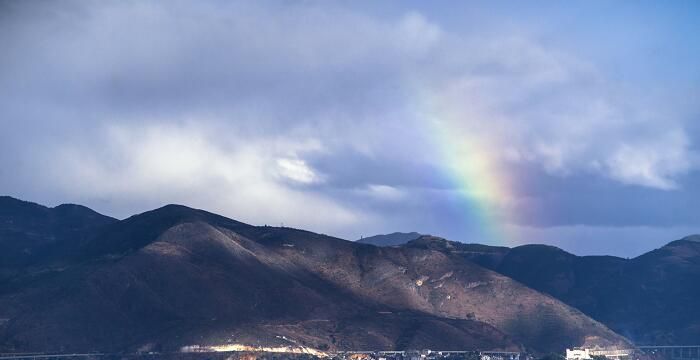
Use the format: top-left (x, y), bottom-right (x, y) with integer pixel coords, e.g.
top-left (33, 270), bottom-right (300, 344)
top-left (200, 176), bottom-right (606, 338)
top-left (405, 235), bottom-right (700, 345)
top-left (280, 236), bottom-right (628, 353)
top-left (0, 218), bottom-right (518, 353)
top-left (0, 199), bottom-right (630, 353)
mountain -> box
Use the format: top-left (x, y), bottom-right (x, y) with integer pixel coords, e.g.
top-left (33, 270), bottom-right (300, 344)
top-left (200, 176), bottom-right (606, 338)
top-left (0, 196), bottom-right (116, 267)
top-left (0, 197), bottom-right (629, 354)
top-left (357, 232), bottom-right (423, 247)
top-left (405, 235), bottom-right (700, 346)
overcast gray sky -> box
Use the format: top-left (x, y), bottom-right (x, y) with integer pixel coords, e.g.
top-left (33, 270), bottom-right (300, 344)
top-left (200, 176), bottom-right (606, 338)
top-left (2, 0), bottom-right (699, 256)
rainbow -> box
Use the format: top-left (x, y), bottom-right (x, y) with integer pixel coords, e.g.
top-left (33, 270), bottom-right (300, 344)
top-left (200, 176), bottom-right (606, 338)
top-left (413, 87), bottom-right (520, 246)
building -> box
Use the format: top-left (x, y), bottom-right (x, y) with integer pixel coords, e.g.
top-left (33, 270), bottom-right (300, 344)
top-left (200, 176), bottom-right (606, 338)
top-left (566, 349), bottom-right (592, 360)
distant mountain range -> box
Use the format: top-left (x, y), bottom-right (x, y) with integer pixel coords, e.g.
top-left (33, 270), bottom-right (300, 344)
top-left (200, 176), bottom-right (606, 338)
top-left (356, 232), bottom-right (423, 246)
top-left (375, 234), bottom-right (700, 346)
top-left (1, 196), bottom-right (690, 354)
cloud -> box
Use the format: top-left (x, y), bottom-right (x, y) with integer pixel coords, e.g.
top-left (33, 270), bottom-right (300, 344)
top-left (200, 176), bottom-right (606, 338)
top-left (43, 121), bottom-right (361, 232)
top-left (276, 158), bottom-right (324, 185)
top-left (3, 1), bottom-right (694, 192)
top-left (603, 130), bottom-right (693, 189)
top-left (418, 36), bottom-right (696, 191)
top-left (361, 184), bottom-right (407, 202)
top-left (0, 0), bottom-right (698, 251)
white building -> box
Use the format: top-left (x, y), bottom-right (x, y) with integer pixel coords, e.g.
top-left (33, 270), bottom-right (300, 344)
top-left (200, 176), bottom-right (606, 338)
top-left (567, 348), bottom-right (592, 360)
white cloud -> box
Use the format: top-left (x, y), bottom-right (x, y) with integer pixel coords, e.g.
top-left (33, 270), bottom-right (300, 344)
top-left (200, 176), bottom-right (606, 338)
top-left (47, 121), bottom-right (361, 233)
top-left (604, 130), bottom-right (692, 190)
top-left (362, 184), bottom-right (406, 202)
top-left (276, 158), bottom-right (323, 185)
top-left (395, 12), bottom-right (442, 55)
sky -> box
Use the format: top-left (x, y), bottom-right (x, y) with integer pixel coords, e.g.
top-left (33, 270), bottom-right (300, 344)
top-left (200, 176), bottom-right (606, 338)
top-left (1, 0), bottom-right (699, 257)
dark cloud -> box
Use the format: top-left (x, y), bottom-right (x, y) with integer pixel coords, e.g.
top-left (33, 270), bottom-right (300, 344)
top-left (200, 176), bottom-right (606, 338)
top-left (509, 163), bottom-right (700, 228)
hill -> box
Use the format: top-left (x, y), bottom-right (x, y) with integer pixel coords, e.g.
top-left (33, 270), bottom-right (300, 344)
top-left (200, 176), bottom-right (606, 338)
top-left (0, 196), bottom-right (116, 268)
top-left (357, 232), bottom-right (423, 246)
top-left (405, 235), bottom-right (700, 345)
top-left (0, 197), bottom-right (628, 354)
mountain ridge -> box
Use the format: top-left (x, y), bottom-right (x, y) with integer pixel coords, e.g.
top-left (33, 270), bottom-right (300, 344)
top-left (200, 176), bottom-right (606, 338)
top-left (0, 196), bottom-right (630, 353)
top-left (357, 232), bottom-right (423, 247)
top-left (0, 196), bottom-right (116, 268)
top-left (402, 235), bottom-right (700, 345)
